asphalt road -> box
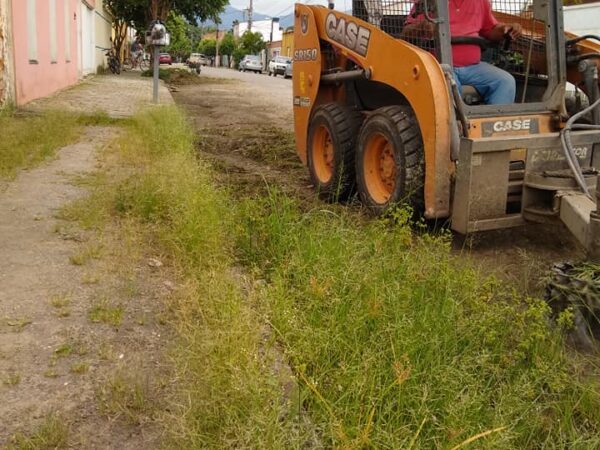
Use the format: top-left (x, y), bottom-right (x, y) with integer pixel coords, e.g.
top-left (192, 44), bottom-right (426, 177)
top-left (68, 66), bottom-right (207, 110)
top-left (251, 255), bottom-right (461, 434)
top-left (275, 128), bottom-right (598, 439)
top-left (200, 66), bottom-right (293, 115)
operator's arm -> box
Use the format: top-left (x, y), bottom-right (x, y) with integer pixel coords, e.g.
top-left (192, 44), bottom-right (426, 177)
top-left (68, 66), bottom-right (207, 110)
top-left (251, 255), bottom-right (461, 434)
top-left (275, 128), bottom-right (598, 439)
top-left (401, 19), bottom-right (435, 40)
top-left (484, 23), bottom-right (523, 42)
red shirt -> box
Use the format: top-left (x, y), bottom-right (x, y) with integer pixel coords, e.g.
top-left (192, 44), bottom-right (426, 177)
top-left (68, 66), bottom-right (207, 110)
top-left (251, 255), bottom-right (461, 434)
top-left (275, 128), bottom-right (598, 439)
top-left (406, 0), bottom-right (498, 67)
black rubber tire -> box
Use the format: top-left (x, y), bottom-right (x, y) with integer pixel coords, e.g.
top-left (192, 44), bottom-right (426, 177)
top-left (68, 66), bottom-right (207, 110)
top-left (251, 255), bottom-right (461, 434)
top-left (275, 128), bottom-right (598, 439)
top-left (355, 105), bottom-right (424, 215)
top-left (307, 103), bottom-right (363, 202)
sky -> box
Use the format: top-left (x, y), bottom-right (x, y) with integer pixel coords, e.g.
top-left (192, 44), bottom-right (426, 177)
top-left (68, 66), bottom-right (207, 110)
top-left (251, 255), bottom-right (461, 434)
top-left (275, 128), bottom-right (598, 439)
top-left (228, 0), bottom-right (350, 17)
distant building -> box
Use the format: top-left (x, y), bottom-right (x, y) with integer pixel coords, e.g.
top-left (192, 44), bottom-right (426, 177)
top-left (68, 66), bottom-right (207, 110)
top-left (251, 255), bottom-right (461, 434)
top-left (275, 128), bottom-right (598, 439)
top-left (267, 40), bottom-right (281, 59)
top-left (202, 31), bottom-right (225, 42)
top-left (234, 19), bottom-right (282, 42)
top-left (281, 28), bottom-right (294, 58)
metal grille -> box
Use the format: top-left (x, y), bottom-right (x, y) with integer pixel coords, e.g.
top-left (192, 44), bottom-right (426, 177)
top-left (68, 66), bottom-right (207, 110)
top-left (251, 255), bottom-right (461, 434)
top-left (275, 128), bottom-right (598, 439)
top-left (353, 0), bottom-right (435, 48)
top-left (352, 0), bottom-right (549, 79)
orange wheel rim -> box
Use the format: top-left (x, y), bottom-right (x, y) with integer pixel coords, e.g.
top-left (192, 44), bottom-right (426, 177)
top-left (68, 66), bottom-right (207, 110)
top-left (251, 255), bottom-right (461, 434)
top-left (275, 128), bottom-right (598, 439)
top-left (312, 125), bottom-right (334, 183)
top-left (363, 132), bottom-right (396, 204)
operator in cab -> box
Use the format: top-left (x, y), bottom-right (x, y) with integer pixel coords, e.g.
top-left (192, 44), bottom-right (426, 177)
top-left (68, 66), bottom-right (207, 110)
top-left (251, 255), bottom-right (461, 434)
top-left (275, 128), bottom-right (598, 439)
top-left (401, 0), bottom-right (522, 105)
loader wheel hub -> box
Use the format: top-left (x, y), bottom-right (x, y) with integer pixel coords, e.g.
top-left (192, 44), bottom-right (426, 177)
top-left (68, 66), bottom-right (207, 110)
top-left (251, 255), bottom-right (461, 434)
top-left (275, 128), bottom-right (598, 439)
top-left (365, 133), bottom-right (396, 204)
top-left (312, 125), bottom-right (334, 183)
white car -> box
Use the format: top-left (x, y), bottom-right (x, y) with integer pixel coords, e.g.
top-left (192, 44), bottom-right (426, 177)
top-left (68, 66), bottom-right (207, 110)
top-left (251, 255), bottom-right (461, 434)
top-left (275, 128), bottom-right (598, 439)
top-left (268, 56), bottom-right (292, 77)
top-left (188, 53), bottom-right (208, 66)
top-left (239, 55), bottom-right (263, 73)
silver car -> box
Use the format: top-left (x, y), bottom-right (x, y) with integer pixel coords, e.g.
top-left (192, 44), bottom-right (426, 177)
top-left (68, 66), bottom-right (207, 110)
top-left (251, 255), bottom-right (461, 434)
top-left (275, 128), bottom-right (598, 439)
top-left (284, 60), bottom-right (293, 79)
top-left (268, 56), bottom-right (292, 77)
top-left (239, 55), bottom-right (263, 73)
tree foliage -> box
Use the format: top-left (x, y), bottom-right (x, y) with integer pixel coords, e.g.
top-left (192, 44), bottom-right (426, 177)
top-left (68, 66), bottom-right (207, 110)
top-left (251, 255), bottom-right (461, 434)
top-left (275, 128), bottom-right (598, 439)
top-left (166, 12), bottom-right (192, 60)
top-left (106, 0), bottom-right (228, 34)
top-left (198, 39), bottom-right (217, 57)
top-left (219, 32), bottom-right (236, 57)
top-left (239, 31), bottom-right (266, 55)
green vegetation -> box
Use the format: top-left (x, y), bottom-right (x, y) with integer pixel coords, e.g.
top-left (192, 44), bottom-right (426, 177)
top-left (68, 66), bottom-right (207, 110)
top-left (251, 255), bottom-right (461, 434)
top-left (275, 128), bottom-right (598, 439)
top-left (66, 105), bottom-right (600, 448)
top-left (0, 111), bottom-right (81, 179)
top-left (97, 369), bottom-right (156, 425)
top-left (6, 414), bottom-right (69, 450)
top-left (88, 300), bottom-right (124, 327)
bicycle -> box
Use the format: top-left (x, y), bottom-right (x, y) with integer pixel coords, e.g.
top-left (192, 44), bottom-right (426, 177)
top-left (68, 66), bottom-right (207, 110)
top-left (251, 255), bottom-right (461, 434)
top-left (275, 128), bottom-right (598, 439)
top-left (103, 47), bottom-right (121, 75)
top-left (123, 52), bottom-right (149, 71)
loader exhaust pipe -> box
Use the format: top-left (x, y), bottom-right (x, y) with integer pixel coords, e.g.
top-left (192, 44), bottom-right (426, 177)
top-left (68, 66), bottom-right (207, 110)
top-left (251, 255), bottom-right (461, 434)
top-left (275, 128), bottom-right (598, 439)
top-left (328, 0), bottom-right (335, 9)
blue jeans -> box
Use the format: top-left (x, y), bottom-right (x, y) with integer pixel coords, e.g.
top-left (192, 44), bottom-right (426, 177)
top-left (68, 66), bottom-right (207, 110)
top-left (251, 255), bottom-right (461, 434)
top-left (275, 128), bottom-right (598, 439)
top-left (454, 62), bottom-right (516, 105)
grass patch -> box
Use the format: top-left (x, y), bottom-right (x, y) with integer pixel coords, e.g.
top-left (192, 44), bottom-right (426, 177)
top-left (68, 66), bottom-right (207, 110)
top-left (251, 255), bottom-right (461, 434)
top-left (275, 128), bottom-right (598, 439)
top-left (49, 293), bottom-right (71, 309)
top-left (88, 299), bottom-right (124, 326)
top-left (6, 414), bottom-right (69, 450)
top-left (3, 371), bottom-right (21, 386)
top-left (62, 105), bottom-right (600, 448)
top-left (0, 110), bottom-right (81, 179)
top-left (69, 243), bottom-right (103, 266)
top-left (97, 369), bottom-right (156, 425)
top-left (4, 318), bottom-right (32, 332)
top-left (69, 362), bottom-right (89, 374)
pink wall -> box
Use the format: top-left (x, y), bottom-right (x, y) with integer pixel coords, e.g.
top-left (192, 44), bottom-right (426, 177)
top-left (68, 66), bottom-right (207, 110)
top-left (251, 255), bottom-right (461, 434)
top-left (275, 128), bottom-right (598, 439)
top-left (11, 0), bottom-right (79, 105)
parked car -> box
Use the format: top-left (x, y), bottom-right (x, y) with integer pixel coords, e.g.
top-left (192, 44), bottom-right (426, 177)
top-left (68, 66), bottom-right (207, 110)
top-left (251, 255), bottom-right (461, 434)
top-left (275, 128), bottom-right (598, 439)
top-left (239, 55), bottom-right (263, 73)
top-left (188, 53), bottom-right (208, 66)
top-left (284, 60), bottom-right (293, 79)
top-left (268, 56), bottom-right (292, 77)
top-left (159, 53), bottom-right (172, 65)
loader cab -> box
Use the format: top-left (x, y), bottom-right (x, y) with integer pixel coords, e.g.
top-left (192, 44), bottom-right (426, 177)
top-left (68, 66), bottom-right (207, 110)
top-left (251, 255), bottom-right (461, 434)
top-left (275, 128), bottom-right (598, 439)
top-left (352, 0), bottom-right (568, 116)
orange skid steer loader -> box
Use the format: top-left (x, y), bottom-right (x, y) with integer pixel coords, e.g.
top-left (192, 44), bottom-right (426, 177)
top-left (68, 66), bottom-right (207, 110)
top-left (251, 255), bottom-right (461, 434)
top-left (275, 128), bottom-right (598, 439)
top-left (292, 0), bottom-right (600, 260)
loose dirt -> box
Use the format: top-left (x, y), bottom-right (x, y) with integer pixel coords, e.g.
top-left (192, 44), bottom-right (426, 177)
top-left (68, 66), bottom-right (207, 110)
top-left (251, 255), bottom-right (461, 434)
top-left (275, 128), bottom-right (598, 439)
top-left (172, 68), bottom-right (582, 295)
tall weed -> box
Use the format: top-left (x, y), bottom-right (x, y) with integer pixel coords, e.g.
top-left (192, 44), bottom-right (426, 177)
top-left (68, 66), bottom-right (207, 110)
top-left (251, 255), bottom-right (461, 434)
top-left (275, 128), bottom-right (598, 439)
top-left (237, 192), bottom-right (600, 448)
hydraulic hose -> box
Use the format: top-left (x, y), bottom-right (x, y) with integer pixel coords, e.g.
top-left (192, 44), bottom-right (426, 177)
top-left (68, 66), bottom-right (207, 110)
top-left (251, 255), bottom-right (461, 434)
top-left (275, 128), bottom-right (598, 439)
top-left (566, 35), bottom-right (600, 46)
top-left (561, 96), bottom-right (600, 198)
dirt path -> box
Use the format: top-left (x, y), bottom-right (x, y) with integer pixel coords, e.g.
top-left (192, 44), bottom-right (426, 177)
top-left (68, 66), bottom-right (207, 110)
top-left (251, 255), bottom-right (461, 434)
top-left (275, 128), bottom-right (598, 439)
top-left (173, 69), bottom-right (582, 294)
top-left (0, 75), bottom-right (173, 447)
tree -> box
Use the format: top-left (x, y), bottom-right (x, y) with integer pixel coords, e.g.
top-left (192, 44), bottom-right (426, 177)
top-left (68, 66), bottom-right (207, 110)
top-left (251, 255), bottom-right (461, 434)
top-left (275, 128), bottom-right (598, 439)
top-left (166, 12), bottom-right (191, 60)
top-left (198, 39), bottom-right (217, 57)
top-left (239, 31), bottom-right (266, 55)
top-left (219, 32), bottom-right (236, 57)
top-left (232, 31), bottom-right (265, 68)
top-left (106, 0), bottom-right (228, 35)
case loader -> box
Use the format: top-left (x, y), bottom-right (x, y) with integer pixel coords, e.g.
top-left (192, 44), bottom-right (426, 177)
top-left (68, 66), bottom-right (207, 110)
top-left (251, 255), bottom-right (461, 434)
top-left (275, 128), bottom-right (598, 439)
top-left (292, 0), bottom-right (600, 261)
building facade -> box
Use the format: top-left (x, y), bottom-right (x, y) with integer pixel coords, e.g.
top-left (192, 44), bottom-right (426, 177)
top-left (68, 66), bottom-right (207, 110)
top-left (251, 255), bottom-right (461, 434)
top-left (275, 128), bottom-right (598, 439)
top-left (0, 0), bottom-right (113, 107)
top-left (281, 28), bottom-right (294, 58)
top-left (11, 0), bottom-right (80, 105)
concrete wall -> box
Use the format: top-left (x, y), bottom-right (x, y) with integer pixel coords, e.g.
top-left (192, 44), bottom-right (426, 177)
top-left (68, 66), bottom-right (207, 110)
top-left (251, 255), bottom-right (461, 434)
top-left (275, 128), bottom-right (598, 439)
top-left (78, 1), bottom-right (94, 75)
top-left (93, 0), bottom-right (111, 70)
top-left (0, 0), bottom-right (14, 106)
top-left (11, 0), bottom-right (79, 105)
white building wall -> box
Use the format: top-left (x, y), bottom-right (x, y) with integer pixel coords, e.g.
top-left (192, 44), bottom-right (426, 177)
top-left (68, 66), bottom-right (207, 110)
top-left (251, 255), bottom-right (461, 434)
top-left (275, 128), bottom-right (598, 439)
top-left (235, 20), bottom-right (283, 42)
top-left (78, 1), bottom-right (94, 75)
top-left (563, 3), bottom-right (600, 37)
top-left (94, 0), bottom-right (112, 70)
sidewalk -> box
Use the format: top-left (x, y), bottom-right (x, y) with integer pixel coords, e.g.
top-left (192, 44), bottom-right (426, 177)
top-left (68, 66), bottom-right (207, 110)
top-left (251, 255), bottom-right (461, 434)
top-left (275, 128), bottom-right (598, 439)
top-left (26, 71), bottom-right (173, 118)
top-left (0, 71), bottom-right (172, 446)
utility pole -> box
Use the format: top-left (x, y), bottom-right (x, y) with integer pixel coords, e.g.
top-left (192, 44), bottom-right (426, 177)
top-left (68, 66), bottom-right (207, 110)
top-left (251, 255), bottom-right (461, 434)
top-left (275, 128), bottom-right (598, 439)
top-left (215, 22), bottom-right (220, 67)
top-left (248, 0), bottom-right (253, 31)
